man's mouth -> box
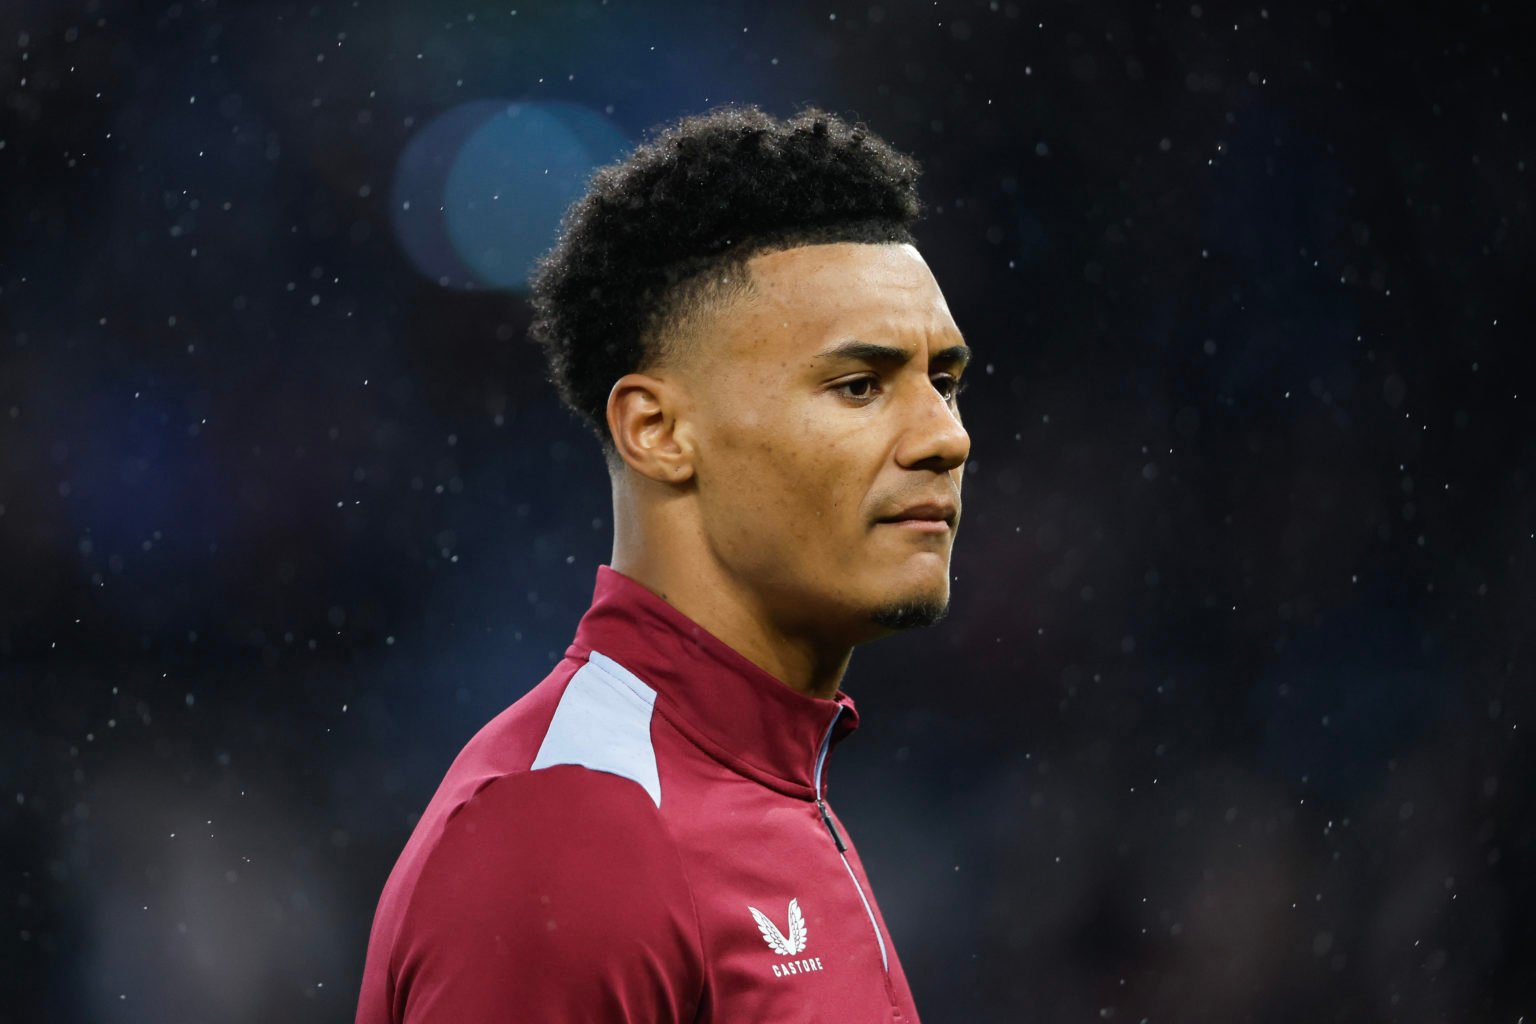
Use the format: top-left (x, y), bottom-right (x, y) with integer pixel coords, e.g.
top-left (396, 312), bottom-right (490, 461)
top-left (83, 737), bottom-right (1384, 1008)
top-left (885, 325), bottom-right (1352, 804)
top-left (876, 518), bottom-right (951, 534)
top-left (874, 500), bottom-right (958, 531)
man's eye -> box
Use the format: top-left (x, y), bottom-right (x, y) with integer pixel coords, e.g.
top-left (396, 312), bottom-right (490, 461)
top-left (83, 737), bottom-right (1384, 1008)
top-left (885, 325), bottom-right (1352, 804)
top-left (836, 377), bottom-right (880, 401)
top-left (935, 375), bottom-right (968, 401)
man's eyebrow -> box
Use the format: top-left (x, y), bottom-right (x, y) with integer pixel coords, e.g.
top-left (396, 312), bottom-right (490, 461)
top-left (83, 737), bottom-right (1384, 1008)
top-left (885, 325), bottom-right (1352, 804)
top-left (935, 344), bottom-right (973, 370)
top-left (815, 340), bottom-right (973, 370)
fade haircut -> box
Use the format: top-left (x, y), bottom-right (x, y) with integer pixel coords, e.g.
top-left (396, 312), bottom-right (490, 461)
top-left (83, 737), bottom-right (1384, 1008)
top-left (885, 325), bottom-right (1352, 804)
top-left (527, 104), bottom-right (924, 458)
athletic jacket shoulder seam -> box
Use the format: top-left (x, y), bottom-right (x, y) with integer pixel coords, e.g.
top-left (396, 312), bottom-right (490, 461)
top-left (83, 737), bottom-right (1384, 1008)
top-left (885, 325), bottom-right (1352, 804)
top-left (579, 649), bottom-right (659, 706)
top-left (390, 768), bottom-right (698, 979)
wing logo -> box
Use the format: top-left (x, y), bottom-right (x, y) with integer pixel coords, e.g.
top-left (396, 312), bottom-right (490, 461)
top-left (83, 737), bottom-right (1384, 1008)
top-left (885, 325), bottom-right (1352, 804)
top-left (748, 898), bottom-right (807, 956)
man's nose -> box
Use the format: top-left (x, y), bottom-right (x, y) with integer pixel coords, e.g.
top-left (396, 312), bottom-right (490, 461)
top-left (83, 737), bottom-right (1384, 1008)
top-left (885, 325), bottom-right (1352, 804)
top-left (898, 382), bottom-right (970, 472)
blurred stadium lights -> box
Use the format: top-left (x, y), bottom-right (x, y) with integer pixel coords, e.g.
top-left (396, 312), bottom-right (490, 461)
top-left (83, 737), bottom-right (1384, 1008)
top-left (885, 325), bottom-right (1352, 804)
top-left (390, 100), bottom-right (630, 292)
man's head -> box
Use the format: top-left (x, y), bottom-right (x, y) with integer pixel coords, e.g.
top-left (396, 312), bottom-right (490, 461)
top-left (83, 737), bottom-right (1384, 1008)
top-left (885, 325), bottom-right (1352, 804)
top-left (529, 106), bottom-right (970, 646)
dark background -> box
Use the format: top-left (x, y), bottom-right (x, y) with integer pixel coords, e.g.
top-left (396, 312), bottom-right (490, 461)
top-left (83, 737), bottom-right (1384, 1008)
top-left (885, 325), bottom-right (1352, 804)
top-left (3, 0), bottom-right (1533, 1020)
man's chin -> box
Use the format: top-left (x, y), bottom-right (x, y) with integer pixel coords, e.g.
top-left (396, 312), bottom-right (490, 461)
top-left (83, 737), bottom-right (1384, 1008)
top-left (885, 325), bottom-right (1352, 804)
top-left (868, 592), bottom-right (950, 632)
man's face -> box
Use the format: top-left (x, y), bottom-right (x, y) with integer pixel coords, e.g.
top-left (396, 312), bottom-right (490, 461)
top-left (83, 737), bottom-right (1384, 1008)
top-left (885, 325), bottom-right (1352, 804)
top-left (679, 241), bottom-right (971, 643)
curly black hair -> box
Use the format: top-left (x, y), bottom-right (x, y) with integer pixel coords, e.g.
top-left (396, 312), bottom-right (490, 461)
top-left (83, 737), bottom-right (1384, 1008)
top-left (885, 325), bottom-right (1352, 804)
top-left (527, 104), bottom-right (924, 452)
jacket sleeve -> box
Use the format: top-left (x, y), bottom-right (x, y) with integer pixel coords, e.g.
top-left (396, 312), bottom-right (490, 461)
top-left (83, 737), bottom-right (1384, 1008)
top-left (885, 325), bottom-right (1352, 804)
top-left (389, 765), bottom-right (706, 1023)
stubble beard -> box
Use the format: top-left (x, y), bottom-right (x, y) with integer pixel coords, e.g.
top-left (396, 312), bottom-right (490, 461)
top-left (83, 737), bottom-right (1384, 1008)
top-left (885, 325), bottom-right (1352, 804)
top-left (869, 593), bottom-right (951, 632)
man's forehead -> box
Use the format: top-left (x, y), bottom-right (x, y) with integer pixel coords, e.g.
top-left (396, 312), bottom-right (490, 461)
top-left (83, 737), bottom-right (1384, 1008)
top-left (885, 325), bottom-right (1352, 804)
top-left (746, 240), bottom-right (931, 292)
top-left (736, 241), bottom-right (960, 351)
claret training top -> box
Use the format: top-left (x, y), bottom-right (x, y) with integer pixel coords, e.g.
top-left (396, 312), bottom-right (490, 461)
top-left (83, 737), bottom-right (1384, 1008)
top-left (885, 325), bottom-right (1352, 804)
top-left (355, 564), bottom-right (922, 1023)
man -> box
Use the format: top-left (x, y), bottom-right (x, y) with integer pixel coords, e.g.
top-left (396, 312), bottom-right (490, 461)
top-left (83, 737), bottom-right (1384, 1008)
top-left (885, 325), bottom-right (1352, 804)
top-left (356, 104), bottom-right (971, 1022)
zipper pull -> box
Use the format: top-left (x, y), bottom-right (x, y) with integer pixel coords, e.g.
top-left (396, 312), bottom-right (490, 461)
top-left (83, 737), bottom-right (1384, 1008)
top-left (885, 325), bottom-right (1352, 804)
top-left (817, 797), bottom-right (848, 852)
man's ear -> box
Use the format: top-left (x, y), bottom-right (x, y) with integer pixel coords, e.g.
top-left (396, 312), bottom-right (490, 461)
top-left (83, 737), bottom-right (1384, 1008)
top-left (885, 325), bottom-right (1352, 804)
top-left (606, 372), bottom-right (697, 484)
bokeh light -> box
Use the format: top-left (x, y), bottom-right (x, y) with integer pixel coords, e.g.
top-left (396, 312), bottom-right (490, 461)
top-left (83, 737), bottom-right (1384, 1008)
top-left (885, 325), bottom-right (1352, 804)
top-left (392, 100), bottom-right (629, 291)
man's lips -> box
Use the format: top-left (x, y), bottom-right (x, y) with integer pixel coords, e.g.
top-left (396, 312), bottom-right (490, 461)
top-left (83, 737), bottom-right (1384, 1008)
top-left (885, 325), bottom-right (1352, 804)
top-left (877, 518), bottom-right (951, 533)
top-left (875, 501), bottom-right (958, 529)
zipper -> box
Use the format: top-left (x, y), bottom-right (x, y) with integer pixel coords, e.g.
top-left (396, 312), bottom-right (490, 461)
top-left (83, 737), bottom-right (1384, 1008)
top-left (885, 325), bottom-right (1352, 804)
top-left (814, 706), bottom-right (889, 973)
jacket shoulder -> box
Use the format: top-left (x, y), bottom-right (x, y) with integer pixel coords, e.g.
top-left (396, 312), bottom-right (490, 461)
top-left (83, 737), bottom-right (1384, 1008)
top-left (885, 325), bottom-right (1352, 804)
top-left (446, 650), bottom-right (663, 807)
top-left (388, 767), bottom-right (704, 1022)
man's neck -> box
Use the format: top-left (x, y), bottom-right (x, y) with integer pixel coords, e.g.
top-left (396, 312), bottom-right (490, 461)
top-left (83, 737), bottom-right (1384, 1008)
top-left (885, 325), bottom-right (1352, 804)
top-left (609, 548), bottom-right (853, 701)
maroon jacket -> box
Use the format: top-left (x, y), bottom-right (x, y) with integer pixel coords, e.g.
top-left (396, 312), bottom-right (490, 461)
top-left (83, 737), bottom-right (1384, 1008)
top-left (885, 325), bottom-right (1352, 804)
top-left (355, 564), bottom-right (922, 1022)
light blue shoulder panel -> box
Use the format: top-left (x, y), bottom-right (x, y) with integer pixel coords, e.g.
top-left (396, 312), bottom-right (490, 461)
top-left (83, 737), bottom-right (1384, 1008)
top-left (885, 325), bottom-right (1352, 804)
top-left (529, 650), bottom-right (662, 808)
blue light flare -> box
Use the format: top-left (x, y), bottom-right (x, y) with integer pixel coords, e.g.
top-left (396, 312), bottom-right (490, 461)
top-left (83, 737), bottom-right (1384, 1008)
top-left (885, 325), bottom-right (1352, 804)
top-left (392, 100), bottom-right (630, 291)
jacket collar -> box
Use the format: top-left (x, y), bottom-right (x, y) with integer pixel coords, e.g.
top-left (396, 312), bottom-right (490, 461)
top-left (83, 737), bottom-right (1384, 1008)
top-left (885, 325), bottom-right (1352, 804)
top-left (566, 565), bottom-right (861, 800)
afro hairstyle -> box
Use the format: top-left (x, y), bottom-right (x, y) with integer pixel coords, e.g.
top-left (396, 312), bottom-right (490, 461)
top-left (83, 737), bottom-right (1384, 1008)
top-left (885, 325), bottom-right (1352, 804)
top-left (526, 104), bottom-right (924, 453)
